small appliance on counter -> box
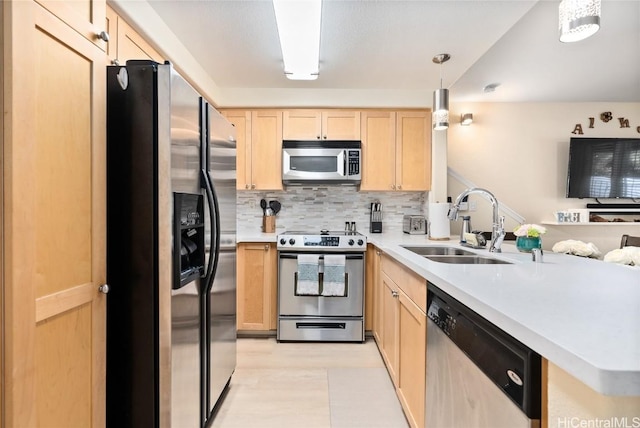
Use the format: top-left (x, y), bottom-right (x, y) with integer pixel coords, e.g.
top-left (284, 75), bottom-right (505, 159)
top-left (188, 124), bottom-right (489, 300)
top-left (403, 215), bottom-right (426, 234)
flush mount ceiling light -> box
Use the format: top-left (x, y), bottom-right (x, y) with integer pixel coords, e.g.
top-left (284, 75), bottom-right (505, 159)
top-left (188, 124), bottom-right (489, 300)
top-left (559, 0), bottom-right (601, 43)
top-left (273, 0), bottom-right (322, 80)
top-left (461, 113), bottom-right (473, 126)
top-left (432, 53), bottom-right (451, 131)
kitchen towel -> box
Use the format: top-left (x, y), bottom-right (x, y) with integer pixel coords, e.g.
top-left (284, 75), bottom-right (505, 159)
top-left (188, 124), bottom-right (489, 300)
top-left (322, 255), bottom-right (346, 297)
top-left (297, 254), bottom-right (320, 295)
top-left (428, 202), bottom-right (451, 240)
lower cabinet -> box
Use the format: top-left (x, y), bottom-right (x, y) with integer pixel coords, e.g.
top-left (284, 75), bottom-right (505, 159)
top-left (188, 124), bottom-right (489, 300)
top-left (236, 242), bottom-right (278, 331)
top-left (376, 252), bottom-right (427, 428)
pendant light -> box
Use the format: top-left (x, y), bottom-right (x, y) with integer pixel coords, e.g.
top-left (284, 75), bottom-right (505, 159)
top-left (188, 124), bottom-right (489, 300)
top-left (559, 0), bottom-right (601, 43)
top-left (432, 53), bottom-right (451, 131)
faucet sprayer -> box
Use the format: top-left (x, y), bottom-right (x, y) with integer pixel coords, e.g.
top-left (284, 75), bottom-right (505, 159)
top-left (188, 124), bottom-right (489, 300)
top-left (449, 188), bottom-right (506, 253)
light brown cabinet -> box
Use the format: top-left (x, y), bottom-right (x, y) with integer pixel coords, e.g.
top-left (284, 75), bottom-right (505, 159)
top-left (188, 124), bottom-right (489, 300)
top-left (236, 243), bottom-right (278, 331)
top-left (105, 5), bottom-right (164, 66)
top-left (4, 1), bottom-right (107, 426)
top-left (222, 110), bottom-right (283, 191)
top-left (366, 244), bottom-right (383, 340)
top-left (283, 109), bottom-right (361, 140)
top-left (360, 110), bottom-right (431, 191)
top-left (378, 253), bottom-right (427, 428)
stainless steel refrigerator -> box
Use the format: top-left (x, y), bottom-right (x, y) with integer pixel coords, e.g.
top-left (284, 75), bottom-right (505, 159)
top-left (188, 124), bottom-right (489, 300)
top-left (106, 60), bottom-right (237, 428)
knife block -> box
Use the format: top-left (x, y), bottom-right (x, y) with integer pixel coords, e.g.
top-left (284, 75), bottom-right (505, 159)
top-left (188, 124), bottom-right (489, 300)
top-left (262, 215), bottom-right (276, 233)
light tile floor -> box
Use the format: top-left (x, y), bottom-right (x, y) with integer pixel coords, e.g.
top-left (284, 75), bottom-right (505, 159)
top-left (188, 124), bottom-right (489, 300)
top-left (210, 338), bottom-right (409, 428)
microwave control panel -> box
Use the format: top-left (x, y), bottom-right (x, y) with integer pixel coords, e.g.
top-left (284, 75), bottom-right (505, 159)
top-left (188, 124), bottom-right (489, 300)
top-left (348, 150), bottom-right (360, 176)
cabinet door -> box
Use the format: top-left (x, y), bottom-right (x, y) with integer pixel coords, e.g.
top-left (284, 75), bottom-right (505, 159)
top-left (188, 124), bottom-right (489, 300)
top-left (397, 290), bottom-right (427, 428)
top-left (283, 110), bottom-right (322, 140)
top-left (237, 243), bottom-right (275, 330)
top-left (115, 14), bottom-right (163, 64)
top-left (380, 271), bottom-right (399, 385)
top-left (4, 2), bottom-right (107, 426)
top-left (360, 111), bottom-right (397, 191)
top-left (222, 110), bottom-right (252, 190)
top-left (396, 111), bottom-right (431, 191)
top-left (35, 0), bottom-right (107, 50)
top-left (369, 246), bottom-right (384, 343)
top-left (322, 110), bottom-right (361, 140)
top-left (105, 5), bottom-right (118, 65)
top-left (251, 110), bottom-right (283, 190)
top-left (365, 245), bottom-right (375, 332)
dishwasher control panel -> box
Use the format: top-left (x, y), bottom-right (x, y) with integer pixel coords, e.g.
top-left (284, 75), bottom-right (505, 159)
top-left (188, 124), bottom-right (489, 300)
top-left (427, 298), bottom-right (456, 335)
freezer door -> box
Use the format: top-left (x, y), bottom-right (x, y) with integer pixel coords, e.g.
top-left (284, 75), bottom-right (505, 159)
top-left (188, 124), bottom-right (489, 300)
top-left (171, 68), bottom-right (202, 194)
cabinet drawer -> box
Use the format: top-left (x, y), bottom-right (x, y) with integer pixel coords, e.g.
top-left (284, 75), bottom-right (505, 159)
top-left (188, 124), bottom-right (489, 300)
top-left (381, 255), bottom-right (426, 313)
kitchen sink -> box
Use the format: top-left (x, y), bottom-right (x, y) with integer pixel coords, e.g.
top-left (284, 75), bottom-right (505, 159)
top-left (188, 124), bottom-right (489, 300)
top-left (401, 246), bottom-right (477, 256)
top-left (425, 255), bottom-right (512, 265)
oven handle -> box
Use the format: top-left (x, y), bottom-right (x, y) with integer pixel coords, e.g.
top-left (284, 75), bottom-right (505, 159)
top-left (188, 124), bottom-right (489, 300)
top-left (279, 253), bottom-right (364, 260)
top-left (295, 322), bottom-right (346, 330)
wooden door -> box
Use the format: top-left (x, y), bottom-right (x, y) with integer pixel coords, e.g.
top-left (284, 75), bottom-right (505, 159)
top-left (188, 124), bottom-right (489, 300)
top-left (251, 110), bottom-right (283, 190)
top-left (380, 272), bottom-right (399, 385)
top-left (397, 290), bottom-right (427, 428)
top-left (322, 110), bottom-right (360, 140)
top-left (283, 110), bottom-right (322, 140)
top-left (396, 111), bottom-right (431, 191)
top-left (3, 1), bottom-right (106, 426)
top-left (222, 110), bottom-right (252, 190)
top-left (237, 243), bottom-right (274, 331)
top-left (115, 13), bottom-right (163, 63)
top-left (360, 111), bottom-right (396, 191)
top-left (35, 0), bottom-right (107, 50)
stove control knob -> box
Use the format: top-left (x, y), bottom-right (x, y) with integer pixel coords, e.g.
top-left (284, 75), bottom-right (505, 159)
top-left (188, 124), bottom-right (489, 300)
top-left (357, 239), bottom-right (364, 246)
top-left (348, 239), bottom-right (354, 246)
top-left (280, 238), bottom-right (286, 245)
top-left (289, 238), bottom-right (296, 245)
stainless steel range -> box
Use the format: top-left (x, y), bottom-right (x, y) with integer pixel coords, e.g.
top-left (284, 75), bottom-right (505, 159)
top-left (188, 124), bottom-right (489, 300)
top-left (277, 230), bottom-right (366, 342)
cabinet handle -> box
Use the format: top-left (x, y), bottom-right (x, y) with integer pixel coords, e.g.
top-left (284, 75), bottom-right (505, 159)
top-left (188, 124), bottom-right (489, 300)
top-left (397, 184), bottom-right (402, 190)
top-left (323, 135), bottom-right (327, 139)
top-left (391, 184), bottom-right (395, 190)
top-left (264, 245), bottom-right (269, 251)
top-left (376, 250), bottom-right (381, 255)
top-left (99, 284), bottom-right (110, 294)
top-left (251, 184), bottom-right (256, 189)
top-left (245, 184), bottom-right (250, 189)
top-left (316, 135), bottom-right (321, 140)
top-left (111, 59), bottom-right (120, 66)
top-left (96, 31), bottom-right (110, 42)
top-left (391, 290), bottom-right (399, 298)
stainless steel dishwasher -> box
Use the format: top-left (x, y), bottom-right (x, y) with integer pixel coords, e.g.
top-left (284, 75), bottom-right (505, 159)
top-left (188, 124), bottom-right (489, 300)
top-left (425, 284), bottom-right (541, 428)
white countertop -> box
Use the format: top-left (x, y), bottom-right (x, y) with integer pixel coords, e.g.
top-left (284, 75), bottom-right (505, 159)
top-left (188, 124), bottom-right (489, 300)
top-left (364, 232), bottom-right (640, 397)
top-left (238, 230), bottom-right (640, 396)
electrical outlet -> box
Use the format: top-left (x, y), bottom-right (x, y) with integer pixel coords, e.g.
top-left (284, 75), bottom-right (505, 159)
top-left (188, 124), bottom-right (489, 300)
top-left (459, 202), bottom-right (469, 211)
top-left (470, 201), bottom-right (477, 211)
top-left (248, 199), bottom-right (256, 209)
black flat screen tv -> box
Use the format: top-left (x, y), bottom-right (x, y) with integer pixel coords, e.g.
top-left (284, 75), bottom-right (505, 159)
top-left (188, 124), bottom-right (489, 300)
top-left (566, 137), bottom-right (640, 199)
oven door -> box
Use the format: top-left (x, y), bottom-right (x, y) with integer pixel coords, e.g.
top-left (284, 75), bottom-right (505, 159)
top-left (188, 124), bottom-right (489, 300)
top-left (278, 252), bottom-right (364, 317)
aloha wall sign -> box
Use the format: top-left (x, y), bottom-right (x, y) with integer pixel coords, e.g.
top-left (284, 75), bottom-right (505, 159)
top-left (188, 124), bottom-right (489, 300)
top-left (571, 111), bottom-right (639, 135)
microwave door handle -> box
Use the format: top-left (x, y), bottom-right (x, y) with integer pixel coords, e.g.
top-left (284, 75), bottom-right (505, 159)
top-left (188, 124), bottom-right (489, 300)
top-left (341, 150), bottom-right (347, 177)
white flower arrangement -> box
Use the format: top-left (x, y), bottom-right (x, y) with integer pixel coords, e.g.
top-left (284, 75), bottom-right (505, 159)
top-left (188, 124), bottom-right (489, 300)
top-left (513, 224), bottom-right (547, 238)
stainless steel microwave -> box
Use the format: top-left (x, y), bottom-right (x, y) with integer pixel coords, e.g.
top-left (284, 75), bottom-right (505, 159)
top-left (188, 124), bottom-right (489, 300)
top-left (282, 140), bottom-right (362, 186)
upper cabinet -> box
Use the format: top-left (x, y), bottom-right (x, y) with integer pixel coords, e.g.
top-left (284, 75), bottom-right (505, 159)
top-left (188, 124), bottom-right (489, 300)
top-left (283, 110), bottom-right (361, 140)
top-left (360, 110), bottom-right (431, 192)
top-left (105, 6), bottom-right (164, 66)
top-left (36, 0), bottom-right (108, 51)
top-left (222, 110), bottom-right (283, 191)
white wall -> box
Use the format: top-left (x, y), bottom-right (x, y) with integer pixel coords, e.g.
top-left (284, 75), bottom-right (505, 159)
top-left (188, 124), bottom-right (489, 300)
top-left (447, 102), bottom-right (640, 254)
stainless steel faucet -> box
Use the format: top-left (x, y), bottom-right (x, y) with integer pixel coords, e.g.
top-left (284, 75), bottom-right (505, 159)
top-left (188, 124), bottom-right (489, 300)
top-left (448, 188), bottom-right (506, 253)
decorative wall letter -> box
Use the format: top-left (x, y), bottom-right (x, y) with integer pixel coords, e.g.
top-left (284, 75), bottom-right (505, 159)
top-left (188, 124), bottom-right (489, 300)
top-left (572, 124), bottom-right (584, 135)
top-left (618, 118), bottom-right (630, 128)
top-left (589, 117), bottom-right (595, 128)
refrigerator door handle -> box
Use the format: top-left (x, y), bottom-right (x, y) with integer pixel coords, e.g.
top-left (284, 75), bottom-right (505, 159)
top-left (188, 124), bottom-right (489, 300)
top-left (202, 168), bottom-right (221, 293)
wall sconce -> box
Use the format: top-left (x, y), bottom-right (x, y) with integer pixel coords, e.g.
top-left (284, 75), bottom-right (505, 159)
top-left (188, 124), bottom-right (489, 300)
top-left (460, 113), bottom-right (473, 126)
top-left (432, 53), bottom-right (451, 131)
top-left (559, 0), bottom-right (601, 43)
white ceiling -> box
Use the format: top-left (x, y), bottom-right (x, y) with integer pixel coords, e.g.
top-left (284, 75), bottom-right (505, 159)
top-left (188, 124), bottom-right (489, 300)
top-left (127, 0), bottom-right (640, 107)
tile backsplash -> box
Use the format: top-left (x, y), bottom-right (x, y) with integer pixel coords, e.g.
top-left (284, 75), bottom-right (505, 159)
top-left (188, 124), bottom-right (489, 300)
top-left (238, 187), bottom-right (427, 234)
